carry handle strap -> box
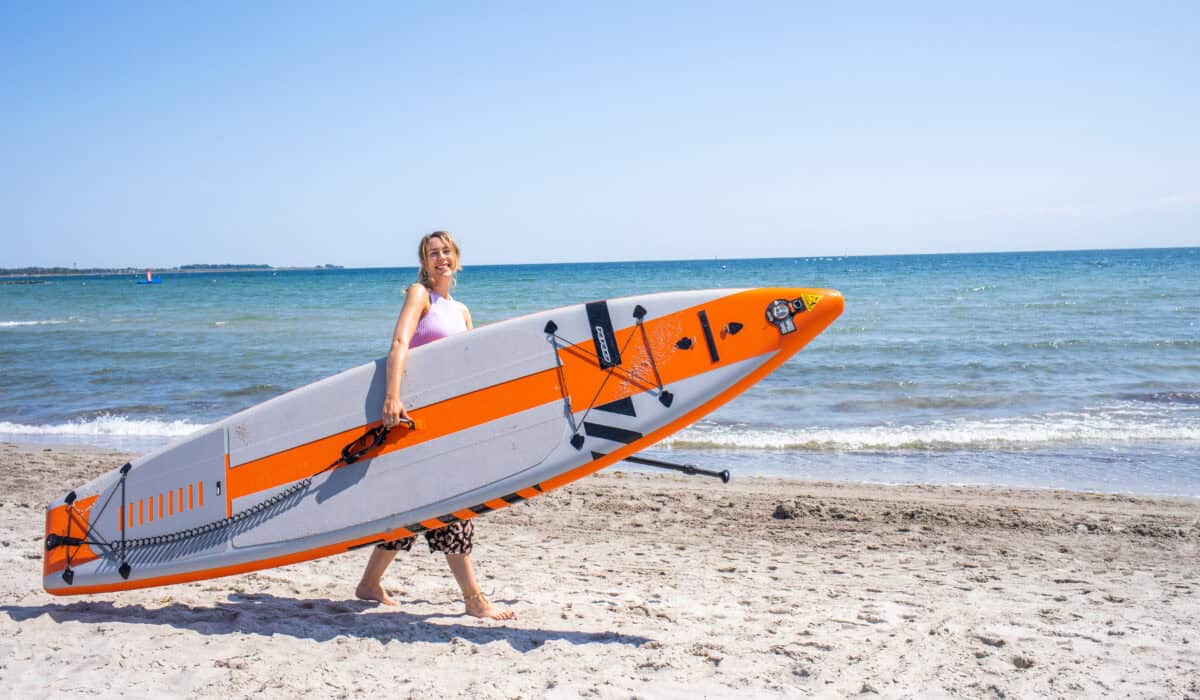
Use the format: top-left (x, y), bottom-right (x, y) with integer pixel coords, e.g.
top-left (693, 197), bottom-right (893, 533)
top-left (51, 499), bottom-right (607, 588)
top-left (341, 418), bottom-right (414, 465)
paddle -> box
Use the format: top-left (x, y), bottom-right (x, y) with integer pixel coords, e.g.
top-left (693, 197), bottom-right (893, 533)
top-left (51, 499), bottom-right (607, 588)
top-left (621, 455), bottom-right (731, 483)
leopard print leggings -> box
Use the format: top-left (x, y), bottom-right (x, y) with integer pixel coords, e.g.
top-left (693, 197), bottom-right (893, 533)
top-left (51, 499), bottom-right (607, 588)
top-left (376, 519), bottom-right (473, 555)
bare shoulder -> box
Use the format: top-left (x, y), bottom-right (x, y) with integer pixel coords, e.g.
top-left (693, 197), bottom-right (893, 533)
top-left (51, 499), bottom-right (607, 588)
top-left (404, 283), bottom-right (431, 308)
top-left (458, 300), bottom-right (473, 329)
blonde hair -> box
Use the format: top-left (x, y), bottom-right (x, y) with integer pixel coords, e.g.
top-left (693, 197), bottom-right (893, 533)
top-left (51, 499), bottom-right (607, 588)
top-left (416, 230), bottom-right (463, 288)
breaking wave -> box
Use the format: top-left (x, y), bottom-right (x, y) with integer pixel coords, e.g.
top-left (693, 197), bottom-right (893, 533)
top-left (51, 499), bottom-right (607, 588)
top-left (664, 411), bottom-right (1200, 453)
top-left (0, 414), bottom-right (205, 441)
top-left (0, 318), bottom-right (75, 328)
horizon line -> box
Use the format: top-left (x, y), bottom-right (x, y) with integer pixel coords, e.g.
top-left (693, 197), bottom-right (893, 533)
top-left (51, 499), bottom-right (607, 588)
top-left (3, 244), bottom-right (1195, 277)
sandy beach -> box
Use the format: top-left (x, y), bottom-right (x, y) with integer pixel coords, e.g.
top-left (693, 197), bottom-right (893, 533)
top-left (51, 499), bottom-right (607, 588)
top-left (2, 441), bottom-right (1197, 698)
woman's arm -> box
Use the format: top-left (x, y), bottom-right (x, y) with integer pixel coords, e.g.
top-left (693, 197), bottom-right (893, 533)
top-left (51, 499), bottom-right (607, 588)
top-left (382, 284), bottom-right (430, 427)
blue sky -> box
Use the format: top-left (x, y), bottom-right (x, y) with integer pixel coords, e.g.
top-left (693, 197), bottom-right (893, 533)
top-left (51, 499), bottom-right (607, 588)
top-left (2, 2), bottom-right (1196, 267)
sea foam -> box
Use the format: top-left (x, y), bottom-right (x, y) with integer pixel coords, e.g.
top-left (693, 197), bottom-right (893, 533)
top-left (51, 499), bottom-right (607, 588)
top-left (666, 408), bottom-right (1200, 453)
top-left (0, 415), bottom-right (205, 437)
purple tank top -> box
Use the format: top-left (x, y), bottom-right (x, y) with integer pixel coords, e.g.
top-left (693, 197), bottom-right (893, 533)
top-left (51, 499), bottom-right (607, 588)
top-left (410, 291), bottom-right (468, 348)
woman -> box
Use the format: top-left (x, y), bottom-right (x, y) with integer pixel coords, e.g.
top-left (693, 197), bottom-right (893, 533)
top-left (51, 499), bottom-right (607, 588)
top-left (354, 231), bottom-right (514, 621)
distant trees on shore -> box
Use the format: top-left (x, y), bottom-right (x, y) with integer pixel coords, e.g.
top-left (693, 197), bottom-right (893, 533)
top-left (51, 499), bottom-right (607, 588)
top-left (0, 266), bottom-right (140, 276)
top-left (177, 264), bottom-right (271, 270)
top-left (1, 263), bottom-right (344, 277)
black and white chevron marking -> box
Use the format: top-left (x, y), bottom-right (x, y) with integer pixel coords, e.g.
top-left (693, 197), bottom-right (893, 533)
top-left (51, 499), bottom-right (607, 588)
top-left (594, 396), bottom-right (637, 417)
top-left (583, 422), bottom-right (643, 444)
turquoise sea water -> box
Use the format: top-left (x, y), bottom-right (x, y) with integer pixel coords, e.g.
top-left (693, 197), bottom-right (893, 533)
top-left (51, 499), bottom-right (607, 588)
top-left (2, 248), bottom-right (1198, 496)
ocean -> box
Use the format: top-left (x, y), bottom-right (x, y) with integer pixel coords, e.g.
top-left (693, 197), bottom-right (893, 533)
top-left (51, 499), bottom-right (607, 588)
top-left (2, 248), bottom-right (1197, 496)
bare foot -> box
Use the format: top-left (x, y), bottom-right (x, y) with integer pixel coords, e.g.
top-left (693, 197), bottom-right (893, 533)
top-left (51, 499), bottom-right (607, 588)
top-left (355, 582), bottom-right (398, 606)
top-left (464, 592), bottom-right (515, 620)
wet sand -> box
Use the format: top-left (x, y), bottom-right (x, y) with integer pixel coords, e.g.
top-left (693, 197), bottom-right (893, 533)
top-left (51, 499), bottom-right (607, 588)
top-left (2, 442), bottom-right (1198, 698)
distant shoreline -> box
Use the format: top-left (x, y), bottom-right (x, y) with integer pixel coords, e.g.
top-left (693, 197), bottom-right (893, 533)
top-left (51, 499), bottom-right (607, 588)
top-left (4, 246), bottom-right (1194, 278)
top-left (0, 264), bottom-right (344, 280)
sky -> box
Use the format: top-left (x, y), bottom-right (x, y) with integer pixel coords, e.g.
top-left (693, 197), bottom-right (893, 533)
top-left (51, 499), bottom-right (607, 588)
top-left (1, 2), bottom-right (1197, 268)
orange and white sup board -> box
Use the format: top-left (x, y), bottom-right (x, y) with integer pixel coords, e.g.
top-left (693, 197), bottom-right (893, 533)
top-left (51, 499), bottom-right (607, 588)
top-left (44, 287), bottom-right (843, 595)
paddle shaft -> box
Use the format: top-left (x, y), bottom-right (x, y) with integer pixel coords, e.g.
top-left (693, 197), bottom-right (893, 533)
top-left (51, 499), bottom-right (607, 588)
top-left (621, 455), bottom-right (731, 483)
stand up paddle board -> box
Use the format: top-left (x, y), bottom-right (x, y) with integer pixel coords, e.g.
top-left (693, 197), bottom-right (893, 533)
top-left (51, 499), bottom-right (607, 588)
top-left (44, 287), bottom-right (843, 595)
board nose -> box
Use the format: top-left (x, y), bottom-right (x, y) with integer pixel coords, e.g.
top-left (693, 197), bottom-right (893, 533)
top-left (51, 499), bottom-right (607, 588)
top-left (774, 287), bottom-right (844, 347)
top-left (784, 287), bottom-right (844, 318)
top-left (814, 288), bottom-right (844, 315)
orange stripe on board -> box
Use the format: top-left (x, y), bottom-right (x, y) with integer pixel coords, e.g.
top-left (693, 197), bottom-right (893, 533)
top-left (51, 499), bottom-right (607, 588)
top-left (227, 369), bottom-right (564, 500)
top-left (188, 484), bottom-right (194, 511)
top-left (222, 303), bottom-right (690, 503)
top-left (198, 481), bottom-right (204, 508)
top-left (159, 494), bottom-right (164, 519)
top-left (225, 290), bottom-right (767, 503)
top-left (168, 491), bottom-right (174, 516)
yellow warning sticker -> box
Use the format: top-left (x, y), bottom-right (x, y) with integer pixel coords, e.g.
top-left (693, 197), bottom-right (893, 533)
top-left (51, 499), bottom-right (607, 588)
top-left (802, 293), bottom-right (822, 310)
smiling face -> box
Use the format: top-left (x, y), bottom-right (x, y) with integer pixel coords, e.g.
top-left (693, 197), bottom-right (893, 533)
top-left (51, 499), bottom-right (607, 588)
top-left (418, 231), bottom-right (462, 288)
